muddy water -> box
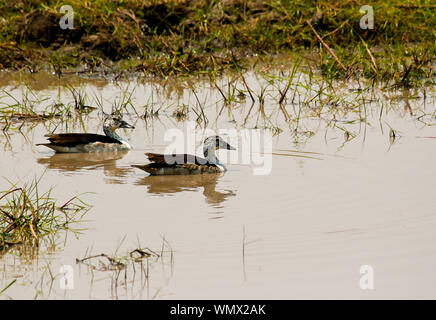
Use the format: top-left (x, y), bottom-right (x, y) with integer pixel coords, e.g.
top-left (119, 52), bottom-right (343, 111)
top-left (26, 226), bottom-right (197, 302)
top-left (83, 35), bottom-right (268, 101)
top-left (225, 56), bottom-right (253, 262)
top-left (0, 71), bottom-right (435, 299)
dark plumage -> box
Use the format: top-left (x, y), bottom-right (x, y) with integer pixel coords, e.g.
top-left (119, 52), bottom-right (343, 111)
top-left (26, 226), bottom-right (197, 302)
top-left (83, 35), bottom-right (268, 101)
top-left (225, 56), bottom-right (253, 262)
top-left (132, 153), bottom-right (221, 175)
top-left (38, 133), bottom-right (121, 147)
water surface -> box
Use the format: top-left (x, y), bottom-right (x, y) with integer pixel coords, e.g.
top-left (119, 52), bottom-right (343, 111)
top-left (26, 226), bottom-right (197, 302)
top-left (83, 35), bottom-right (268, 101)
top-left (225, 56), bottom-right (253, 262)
top-left (0, 71), bottom-right (435, 299)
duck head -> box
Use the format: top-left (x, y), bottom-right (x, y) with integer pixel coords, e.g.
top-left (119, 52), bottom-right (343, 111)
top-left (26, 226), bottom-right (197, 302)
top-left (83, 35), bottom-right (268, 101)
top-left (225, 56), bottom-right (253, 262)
top-left (203, 135), bottom-right (236, 153)
top-left (202, 136), bottom-right (236, 171)
top-left (103, 115), bottom-right (135, 131)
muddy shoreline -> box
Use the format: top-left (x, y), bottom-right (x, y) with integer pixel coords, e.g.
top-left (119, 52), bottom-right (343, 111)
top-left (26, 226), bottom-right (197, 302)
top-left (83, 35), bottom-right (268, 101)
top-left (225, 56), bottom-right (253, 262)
top-left (0, 1), bottom-right (434, 84)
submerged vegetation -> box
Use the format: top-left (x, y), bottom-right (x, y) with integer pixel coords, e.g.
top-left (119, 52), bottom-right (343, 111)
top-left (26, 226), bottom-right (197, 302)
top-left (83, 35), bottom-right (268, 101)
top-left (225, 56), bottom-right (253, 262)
top-left (0, 0), bottom-right (434, 84)
top-left (0, 174), bottom-right (91, 251)
top-left (0, 65), bottom-right (434, 147)
top-left (76, 239), bottom-right (173, 299)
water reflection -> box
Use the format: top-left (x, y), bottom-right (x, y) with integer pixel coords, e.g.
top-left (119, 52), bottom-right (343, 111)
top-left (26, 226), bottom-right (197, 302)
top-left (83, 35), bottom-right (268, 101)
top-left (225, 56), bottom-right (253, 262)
top-left (135, 173), bottom-right (236, 207)
top-left (37, 151), bottom-right (131, 183)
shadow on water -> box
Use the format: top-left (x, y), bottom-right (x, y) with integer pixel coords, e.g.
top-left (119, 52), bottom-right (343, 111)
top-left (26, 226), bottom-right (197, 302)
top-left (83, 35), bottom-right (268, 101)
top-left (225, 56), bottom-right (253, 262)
top-left (135, 172), bottom-right (236, 207)
top-left (37, 151), bottom-right (132, 183)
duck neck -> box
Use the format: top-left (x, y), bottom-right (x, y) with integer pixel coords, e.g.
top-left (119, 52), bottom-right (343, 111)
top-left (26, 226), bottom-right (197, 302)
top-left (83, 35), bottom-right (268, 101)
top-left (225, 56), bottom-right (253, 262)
top-left (104, 127), bottom-right (131, 148)
top-left (203, 145), bottom-right (227, 171)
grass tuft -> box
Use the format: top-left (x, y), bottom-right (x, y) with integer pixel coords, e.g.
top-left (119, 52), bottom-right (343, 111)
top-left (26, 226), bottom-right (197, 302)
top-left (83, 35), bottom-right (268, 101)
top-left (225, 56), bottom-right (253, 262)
top-left (0, 173), bottom-right (91, 250)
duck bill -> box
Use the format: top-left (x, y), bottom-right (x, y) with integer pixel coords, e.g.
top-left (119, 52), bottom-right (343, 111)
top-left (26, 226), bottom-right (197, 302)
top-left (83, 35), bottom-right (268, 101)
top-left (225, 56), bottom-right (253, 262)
top-left (224, 142), bottom-right (236, 150)
top-left (120, 121), bottom-right (135, 129)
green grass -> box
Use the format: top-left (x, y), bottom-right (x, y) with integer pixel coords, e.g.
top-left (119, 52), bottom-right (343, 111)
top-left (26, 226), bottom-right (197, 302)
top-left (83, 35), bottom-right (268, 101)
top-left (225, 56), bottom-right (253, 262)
top-left (0, 173), bottom-right (91, 250)
top-left (0, 0), bottom-right (434, 84)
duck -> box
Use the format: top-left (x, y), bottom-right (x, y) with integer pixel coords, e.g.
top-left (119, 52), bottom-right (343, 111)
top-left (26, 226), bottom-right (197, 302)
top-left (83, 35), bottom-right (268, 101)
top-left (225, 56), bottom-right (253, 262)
top-left (37, 115), bottom-right (135, 153)
top-left (132, 135), bottom-right (236, 175)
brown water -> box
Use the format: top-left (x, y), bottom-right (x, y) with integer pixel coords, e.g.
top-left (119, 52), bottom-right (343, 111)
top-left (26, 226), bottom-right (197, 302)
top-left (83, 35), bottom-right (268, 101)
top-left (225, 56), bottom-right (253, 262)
top-left (0, 71), bottom-right (435, 299)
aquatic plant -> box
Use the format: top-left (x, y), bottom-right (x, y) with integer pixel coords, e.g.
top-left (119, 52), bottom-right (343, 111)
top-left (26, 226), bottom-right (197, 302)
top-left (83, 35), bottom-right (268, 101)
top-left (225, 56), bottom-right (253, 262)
top-left (0, 174), bottom-right (91, 250)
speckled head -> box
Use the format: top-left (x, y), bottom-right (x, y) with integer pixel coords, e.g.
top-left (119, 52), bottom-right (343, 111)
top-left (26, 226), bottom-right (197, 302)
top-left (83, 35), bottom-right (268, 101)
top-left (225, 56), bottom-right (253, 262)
top-left (203, 135), bottom-right (236, 151)
top-left (202, 136), bottom-right (235, 171)
top-left (103, 115), bottom-right (135, 131)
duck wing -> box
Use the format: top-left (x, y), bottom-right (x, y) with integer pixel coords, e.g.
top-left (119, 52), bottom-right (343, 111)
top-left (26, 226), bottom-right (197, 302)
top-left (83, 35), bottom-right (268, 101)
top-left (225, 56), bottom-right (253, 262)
top-left (132, 152), bottom-right (220, 175)
top-left (145, 152), bottom-right (213, 166)
top-left (38, 133), bottom-right (121, 147)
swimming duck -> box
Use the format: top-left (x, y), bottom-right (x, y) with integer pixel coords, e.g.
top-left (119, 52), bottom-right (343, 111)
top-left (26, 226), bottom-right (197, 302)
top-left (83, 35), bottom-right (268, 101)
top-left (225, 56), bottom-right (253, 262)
top-left (132, 135), bottom-right (236, 175)
top-left (37, 115), bottom-right (135, 153)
